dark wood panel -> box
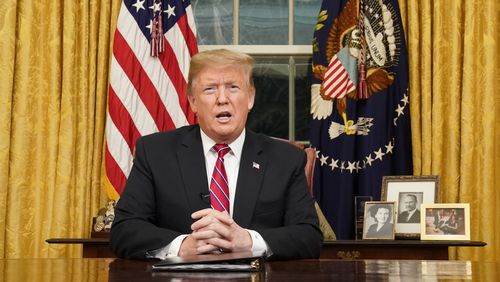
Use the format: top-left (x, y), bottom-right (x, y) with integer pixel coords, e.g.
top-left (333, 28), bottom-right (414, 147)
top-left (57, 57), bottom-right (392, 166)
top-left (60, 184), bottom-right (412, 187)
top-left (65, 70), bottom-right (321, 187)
top-left (320, 240), bottom-right (486, 260)
top-left (322, 244), bottom-right (448, 259)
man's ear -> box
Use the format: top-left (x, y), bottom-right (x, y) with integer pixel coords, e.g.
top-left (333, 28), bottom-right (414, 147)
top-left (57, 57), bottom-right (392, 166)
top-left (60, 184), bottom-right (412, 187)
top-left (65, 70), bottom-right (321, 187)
top-left (247, 86), bottom-right (255, 111)
top-left (188, 94), bottom-right (198, 113)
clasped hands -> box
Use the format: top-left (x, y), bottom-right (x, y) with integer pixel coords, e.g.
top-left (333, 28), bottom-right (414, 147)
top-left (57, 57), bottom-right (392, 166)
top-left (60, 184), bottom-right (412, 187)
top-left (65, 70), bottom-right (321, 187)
top-left (178, 208), bottom-right (252, 256)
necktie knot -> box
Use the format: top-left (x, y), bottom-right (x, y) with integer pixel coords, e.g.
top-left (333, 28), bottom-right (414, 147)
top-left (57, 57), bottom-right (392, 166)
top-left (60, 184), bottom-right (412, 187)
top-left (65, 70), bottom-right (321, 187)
top-left (213, 144), bottom-right (230, 158)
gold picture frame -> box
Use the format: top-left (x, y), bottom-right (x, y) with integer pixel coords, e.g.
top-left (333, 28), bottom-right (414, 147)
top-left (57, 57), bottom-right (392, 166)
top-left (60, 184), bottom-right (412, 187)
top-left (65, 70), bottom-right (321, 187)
top-left (420, 203), bottom-right (470, 240)
top-left (362, 201), bottom-right (396, 240)
top-left (381, 175), bottom-right (439, 239)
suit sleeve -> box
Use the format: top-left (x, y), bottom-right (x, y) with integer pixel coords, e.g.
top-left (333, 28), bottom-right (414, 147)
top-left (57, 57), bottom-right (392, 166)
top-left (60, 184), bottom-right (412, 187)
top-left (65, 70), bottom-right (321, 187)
top-left (110, 137), bottom-right (182, 259)
top-left (257, 150), bottom-right (323, 259)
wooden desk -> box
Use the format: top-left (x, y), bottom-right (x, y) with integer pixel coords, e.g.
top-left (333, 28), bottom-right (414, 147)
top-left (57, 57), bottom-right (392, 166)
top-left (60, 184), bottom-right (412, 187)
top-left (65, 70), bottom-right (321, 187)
top-left (46, 238), bottom-right (486, 260)
top-left (1, 258), bottom-right (498, 281)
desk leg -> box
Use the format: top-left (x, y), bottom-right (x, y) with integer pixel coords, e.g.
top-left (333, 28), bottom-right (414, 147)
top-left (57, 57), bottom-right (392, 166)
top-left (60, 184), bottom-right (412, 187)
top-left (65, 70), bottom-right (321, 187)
top-left (82, 244), bottom-right (115, 258)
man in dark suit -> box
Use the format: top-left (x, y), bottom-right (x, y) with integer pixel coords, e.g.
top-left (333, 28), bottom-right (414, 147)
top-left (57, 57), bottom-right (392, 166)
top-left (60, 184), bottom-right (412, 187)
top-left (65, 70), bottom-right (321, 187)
top-left (397, 194), bottom-right (420, 223)
top-left (110, 49), bottom-right (323, 260)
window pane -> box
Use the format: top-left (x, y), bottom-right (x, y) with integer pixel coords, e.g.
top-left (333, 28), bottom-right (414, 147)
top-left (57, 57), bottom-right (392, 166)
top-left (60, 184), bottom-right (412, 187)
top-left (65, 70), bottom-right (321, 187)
top-left (239, 0), bottom-right (288, 45)
top-left (192, 0), bottom-right (233, 45)
top-left (247, 58), bottom-right (289, 138)
top-left (294, 57), bottom-right (313, 142)
top-left (294, 0), bottom-right (321, 45)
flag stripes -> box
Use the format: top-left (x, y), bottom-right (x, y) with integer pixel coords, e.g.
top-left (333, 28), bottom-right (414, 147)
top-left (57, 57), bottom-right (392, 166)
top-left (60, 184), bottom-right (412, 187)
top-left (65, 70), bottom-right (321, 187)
top-left (322, 55), bottom-right (355, 99)
top-left (109, 55), bottom-right (159, 136)
top-left (105, 0), bottom-right (197, 197)
top-left (107, 87), bottom-right (141, 151)
top-left (112, 32), bottom-right (175, 131)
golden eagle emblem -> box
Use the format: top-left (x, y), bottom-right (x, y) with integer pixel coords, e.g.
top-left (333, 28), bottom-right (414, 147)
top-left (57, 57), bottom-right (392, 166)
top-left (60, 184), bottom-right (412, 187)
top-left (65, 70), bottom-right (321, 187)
top-left (312, 0), bottom-right (403, 138)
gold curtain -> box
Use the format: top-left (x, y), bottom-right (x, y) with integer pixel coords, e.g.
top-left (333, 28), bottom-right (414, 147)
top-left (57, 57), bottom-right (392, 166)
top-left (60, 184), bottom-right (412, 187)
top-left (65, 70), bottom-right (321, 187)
top-left (400, 0), bottom-right (500, 261)
top-left (0, 0), bottom-right (121, 258)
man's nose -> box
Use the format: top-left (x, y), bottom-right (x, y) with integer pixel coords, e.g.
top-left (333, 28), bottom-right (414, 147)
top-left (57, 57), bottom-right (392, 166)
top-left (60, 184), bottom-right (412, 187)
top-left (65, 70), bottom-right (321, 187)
top-left (216, 86), bottom-right (230, 103)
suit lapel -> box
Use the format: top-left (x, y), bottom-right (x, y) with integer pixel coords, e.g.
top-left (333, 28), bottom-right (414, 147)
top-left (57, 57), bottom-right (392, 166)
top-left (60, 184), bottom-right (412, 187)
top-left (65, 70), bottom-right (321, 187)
top-left (177, 126), bottom-right (211, 213)
top-left (233, 131), bottom-right (267, 228)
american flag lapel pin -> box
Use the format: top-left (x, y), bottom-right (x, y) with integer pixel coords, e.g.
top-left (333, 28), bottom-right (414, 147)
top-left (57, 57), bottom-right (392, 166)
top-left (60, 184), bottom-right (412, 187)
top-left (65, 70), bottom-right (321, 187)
top-left (252, 162), bottom-right (260, 170)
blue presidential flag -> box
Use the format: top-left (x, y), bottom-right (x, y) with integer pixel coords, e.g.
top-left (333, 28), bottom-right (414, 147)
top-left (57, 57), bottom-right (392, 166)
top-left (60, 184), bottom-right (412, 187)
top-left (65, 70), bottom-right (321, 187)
top-left (310, 0), bottom-right (412, 239)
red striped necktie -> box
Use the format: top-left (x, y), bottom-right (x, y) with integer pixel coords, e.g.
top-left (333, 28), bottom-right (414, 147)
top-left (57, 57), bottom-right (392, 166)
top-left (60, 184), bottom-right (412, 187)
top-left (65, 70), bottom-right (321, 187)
top-left (210, 144), bottom-right (231, 213)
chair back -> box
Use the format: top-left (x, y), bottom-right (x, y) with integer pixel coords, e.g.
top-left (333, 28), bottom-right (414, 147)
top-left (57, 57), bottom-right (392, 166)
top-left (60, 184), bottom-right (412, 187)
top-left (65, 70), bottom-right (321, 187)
top-left (271, 137), bottom-right (336, 240)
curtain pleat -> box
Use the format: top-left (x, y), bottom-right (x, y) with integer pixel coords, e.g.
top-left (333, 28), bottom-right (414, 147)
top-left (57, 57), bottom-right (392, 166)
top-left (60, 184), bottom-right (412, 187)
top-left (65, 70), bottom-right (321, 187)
top-left (0, 0), bottom-right (19, 259)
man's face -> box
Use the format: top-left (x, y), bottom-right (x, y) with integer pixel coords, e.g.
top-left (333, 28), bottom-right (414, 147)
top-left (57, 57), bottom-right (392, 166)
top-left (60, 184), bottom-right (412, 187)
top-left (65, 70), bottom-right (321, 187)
top-left (403, 196), bottom-right (417, 211)
top-left (188, 66), bottom-right (255, 144)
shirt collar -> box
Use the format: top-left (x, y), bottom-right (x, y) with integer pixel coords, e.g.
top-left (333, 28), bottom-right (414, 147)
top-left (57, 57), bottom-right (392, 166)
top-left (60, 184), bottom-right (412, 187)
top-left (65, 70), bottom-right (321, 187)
top-left (200, 128), bottom-right (245, 161)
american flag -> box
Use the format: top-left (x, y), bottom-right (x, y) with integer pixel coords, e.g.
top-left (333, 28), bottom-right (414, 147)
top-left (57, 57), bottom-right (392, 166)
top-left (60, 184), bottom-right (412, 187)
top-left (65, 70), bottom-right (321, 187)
top-left (104, 0), bottom-right (198, 198)
top-left (322, 51), bottom-right (356, 99)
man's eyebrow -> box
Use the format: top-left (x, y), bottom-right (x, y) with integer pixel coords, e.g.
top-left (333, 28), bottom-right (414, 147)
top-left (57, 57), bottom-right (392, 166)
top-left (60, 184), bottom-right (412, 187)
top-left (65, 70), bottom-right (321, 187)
top-left (199, 80), bottom-right (218, 87)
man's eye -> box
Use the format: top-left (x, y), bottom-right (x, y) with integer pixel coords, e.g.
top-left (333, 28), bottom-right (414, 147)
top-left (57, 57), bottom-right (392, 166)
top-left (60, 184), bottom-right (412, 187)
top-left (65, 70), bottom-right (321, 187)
top-left (229, 85), bottom-right (240, 91)
top-left (203, 87), bottom-right (216, 94)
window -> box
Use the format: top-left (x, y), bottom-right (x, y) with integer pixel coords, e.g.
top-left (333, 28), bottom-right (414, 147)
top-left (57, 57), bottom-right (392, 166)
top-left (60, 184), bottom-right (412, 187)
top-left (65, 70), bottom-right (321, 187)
top-left (192, 0), bottom-right (321, 141)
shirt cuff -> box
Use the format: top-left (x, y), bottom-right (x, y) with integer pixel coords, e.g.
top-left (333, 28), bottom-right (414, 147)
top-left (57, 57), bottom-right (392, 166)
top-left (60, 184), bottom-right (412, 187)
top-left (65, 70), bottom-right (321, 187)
top-left (246, 229), bottom-right (271, 256)
top-left (145, 234), bottom-right (188, 259)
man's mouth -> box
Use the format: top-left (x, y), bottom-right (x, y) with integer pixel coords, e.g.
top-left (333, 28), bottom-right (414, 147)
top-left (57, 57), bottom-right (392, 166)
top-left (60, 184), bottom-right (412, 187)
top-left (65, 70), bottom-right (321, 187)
top-left (216, 111), bottom-right (232, 121)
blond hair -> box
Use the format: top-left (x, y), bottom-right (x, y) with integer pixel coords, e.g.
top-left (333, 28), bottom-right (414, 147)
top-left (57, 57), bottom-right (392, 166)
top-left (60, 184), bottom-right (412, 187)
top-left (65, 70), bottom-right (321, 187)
top-left (187, 49), bottom-right (255, 95)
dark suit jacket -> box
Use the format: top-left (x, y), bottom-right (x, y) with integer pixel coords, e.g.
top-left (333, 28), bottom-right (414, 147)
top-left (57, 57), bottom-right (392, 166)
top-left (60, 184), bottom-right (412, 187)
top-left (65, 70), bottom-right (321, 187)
top-left (110, 125), bottom-right (323, 259)
top-left (397, 209), bottom-right (420, 223)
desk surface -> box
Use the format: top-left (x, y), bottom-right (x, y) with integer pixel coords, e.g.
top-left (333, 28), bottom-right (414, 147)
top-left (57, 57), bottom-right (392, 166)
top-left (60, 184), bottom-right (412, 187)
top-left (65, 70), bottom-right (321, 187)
top-left (46, 238), bottom-right (487, 247)
top-left (1, 258), bottom-right (498, 281)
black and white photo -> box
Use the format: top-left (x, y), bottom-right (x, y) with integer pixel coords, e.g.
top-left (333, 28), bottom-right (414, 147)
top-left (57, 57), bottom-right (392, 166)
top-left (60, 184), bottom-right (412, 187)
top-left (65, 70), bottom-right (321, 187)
top-left (397, 193), bottom-right (423, 224)
top-left (363, 201), bottom-right (396, 240)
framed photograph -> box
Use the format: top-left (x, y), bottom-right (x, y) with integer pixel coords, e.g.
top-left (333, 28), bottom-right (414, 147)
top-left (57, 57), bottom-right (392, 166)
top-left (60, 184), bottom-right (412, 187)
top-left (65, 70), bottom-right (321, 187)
top-left (354, 196), bottom-right (373, 240)
top-left (362, 201), bottom-right (396, 240)
top-left (381, 175), bottom-right (439, 239)
top-left (420, 203), bottom-right (470, 240)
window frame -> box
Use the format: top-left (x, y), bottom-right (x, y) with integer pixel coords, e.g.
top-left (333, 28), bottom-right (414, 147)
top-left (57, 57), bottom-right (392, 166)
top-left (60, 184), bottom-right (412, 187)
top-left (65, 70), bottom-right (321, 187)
top-left (196, 0), bottom-right (317, 141)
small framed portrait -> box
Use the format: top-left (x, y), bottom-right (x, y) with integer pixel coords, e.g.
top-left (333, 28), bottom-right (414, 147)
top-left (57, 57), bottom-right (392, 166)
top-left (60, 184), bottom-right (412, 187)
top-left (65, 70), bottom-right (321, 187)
top-left (420, 203), bottom-right (470, 240)
top-left (381, 175), bottom-right (439, 239)
top-left (363, 201), bottom-right (396, 240)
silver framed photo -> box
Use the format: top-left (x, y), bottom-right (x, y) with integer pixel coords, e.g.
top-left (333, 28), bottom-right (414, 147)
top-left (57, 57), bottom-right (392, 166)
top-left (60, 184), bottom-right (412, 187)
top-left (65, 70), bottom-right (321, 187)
top-left (381, 175), bottom-right (439, 239)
